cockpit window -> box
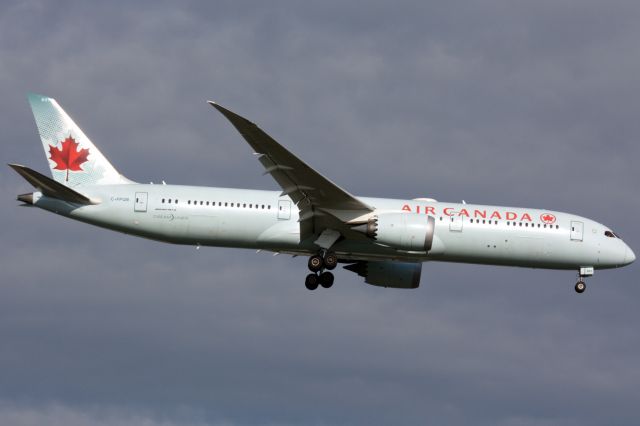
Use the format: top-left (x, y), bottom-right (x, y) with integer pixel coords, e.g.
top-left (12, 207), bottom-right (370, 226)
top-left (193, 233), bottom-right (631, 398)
top-left (604, 230), bottom-right (616, 238)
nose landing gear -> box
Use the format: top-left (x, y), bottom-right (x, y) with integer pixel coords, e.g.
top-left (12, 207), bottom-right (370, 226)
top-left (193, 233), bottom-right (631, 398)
top-left (305, 252), bottom-right (337, 290)
top-left (574, 267), bottom-right (594, 294)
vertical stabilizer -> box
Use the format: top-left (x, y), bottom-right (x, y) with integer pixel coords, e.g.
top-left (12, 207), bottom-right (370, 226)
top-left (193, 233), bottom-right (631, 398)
top-left (27, 93), bottom-right (132, 187)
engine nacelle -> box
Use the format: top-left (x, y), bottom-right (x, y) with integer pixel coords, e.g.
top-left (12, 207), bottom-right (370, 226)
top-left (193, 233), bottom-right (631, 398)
top-left (353, 213), bottom-right (435, 252)
top-left (344, 261), bottom-right (422, 288)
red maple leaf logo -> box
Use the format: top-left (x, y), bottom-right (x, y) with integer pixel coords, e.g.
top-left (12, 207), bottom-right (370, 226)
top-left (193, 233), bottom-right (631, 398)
top-left (49, 136), bottom-right (90, 181)
top-left (540, 213), bottom-right (556, 224)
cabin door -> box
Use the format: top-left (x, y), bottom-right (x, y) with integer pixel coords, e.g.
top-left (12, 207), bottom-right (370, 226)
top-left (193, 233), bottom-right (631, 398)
top-left (449, 215), bottom-right (463, 232)
top-left (278, 200), bottom-right (291, 220)
top-left (570, 221), bottom-right (583, 241)
top-left (134, 192), bottom-right (148, 212)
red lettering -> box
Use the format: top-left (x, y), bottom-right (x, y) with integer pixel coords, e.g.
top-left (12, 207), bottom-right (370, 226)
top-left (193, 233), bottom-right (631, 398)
top-left (506, 212), bottom-right (517, 220)
top-left (474, 209), bottom-right (487, 218)
top-left (443, 207), bottom-right (454, 216)
top-left (459, 208), bottom-right (470, 217)
top-left (521, 213), bottom-right (533, 222)
top-left (489, 211), bottom-right (502, 220)
top-left (425, 206), bottom-right (435, 215)
top-left (402, 204), bottom-right (412, 212)
top-left (416, 205), bottom-right (420, 214)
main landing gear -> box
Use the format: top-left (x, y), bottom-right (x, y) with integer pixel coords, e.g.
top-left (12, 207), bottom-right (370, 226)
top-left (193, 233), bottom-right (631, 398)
top-left (574, 267), bottom-right (594, 294)
top-left (305, 252), bottom-right (338, 290)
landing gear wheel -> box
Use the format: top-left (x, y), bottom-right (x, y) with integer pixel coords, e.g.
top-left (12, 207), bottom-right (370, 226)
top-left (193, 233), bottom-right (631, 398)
top-left (308, 255), bottom-right (324, 272)
top-left (575, 281), bottom-right (586, 294)
top-left (305, 273), bottom-right (319, 290)
top-left (318, 271), bottom-right (334, 288)
top-left (324, 253), bottom-right (338, 270)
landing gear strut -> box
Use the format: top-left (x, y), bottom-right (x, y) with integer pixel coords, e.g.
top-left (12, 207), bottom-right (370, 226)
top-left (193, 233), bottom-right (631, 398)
top-left (305, 252), bottom-right (338, 290)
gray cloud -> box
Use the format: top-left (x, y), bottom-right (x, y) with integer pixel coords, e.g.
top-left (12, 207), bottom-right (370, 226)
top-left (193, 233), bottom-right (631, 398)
top-left (1, 1), bottom-right (639, 425)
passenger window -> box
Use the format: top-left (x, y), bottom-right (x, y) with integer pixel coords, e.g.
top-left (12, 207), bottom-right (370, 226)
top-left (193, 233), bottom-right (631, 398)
top-left (168, 199), bottom-right (171, 204)
top-left (225, 202), bottom-right (228, 207)
top-left (162, 198), bottom-right (165, 203)
top-left (206, 201), bottom-right (209, 206)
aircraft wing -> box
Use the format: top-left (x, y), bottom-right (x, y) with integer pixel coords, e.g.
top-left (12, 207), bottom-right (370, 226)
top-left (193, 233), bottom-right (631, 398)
top-left (208, 102), bottom-right (373, 241)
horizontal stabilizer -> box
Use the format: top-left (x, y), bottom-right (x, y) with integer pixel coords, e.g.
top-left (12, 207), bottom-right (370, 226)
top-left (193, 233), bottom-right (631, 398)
top-left (9, 163), bottom-right (94, 204)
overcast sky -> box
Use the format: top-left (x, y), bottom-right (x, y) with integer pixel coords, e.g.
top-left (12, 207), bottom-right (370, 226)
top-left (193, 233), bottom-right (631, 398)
top-left (1, 1), bottom-right (639, 425)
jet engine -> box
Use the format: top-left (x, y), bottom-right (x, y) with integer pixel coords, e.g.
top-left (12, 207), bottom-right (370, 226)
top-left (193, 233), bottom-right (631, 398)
top-left (344, 260), bottom-right (422, 288)
top-left (352, 213), bottom-right (435, 252)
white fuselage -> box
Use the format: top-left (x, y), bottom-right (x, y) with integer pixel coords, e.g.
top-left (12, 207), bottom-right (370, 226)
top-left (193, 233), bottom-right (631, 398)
top-left (31, 183), bottom-right (633, 271)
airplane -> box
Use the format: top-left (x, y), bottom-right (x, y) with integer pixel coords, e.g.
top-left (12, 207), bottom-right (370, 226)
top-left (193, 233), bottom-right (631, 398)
top-left (10, 94), bottom-right (635, 293)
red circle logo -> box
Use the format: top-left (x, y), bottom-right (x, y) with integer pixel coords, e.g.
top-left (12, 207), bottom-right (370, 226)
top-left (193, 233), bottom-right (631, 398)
top-left (540, 213), bottom-right (556, 224)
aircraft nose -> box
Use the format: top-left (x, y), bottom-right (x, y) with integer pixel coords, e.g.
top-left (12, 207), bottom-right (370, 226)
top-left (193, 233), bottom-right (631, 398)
top-left (625, 246), bottom-right (636, 265)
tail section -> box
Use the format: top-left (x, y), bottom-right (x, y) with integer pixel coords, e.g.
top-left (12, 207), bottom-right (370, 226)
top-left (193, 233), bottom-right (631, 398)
top-left (27, 94), bottom-right (132, 187)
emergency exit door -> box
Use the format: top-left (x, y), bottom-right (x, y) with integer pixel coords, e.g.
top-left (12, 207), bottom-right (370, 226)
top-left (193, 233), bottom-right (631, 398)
top-left (134, 192), bottom-right (148, 212)
top-left (570, 221), bottom-right (583, 241)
